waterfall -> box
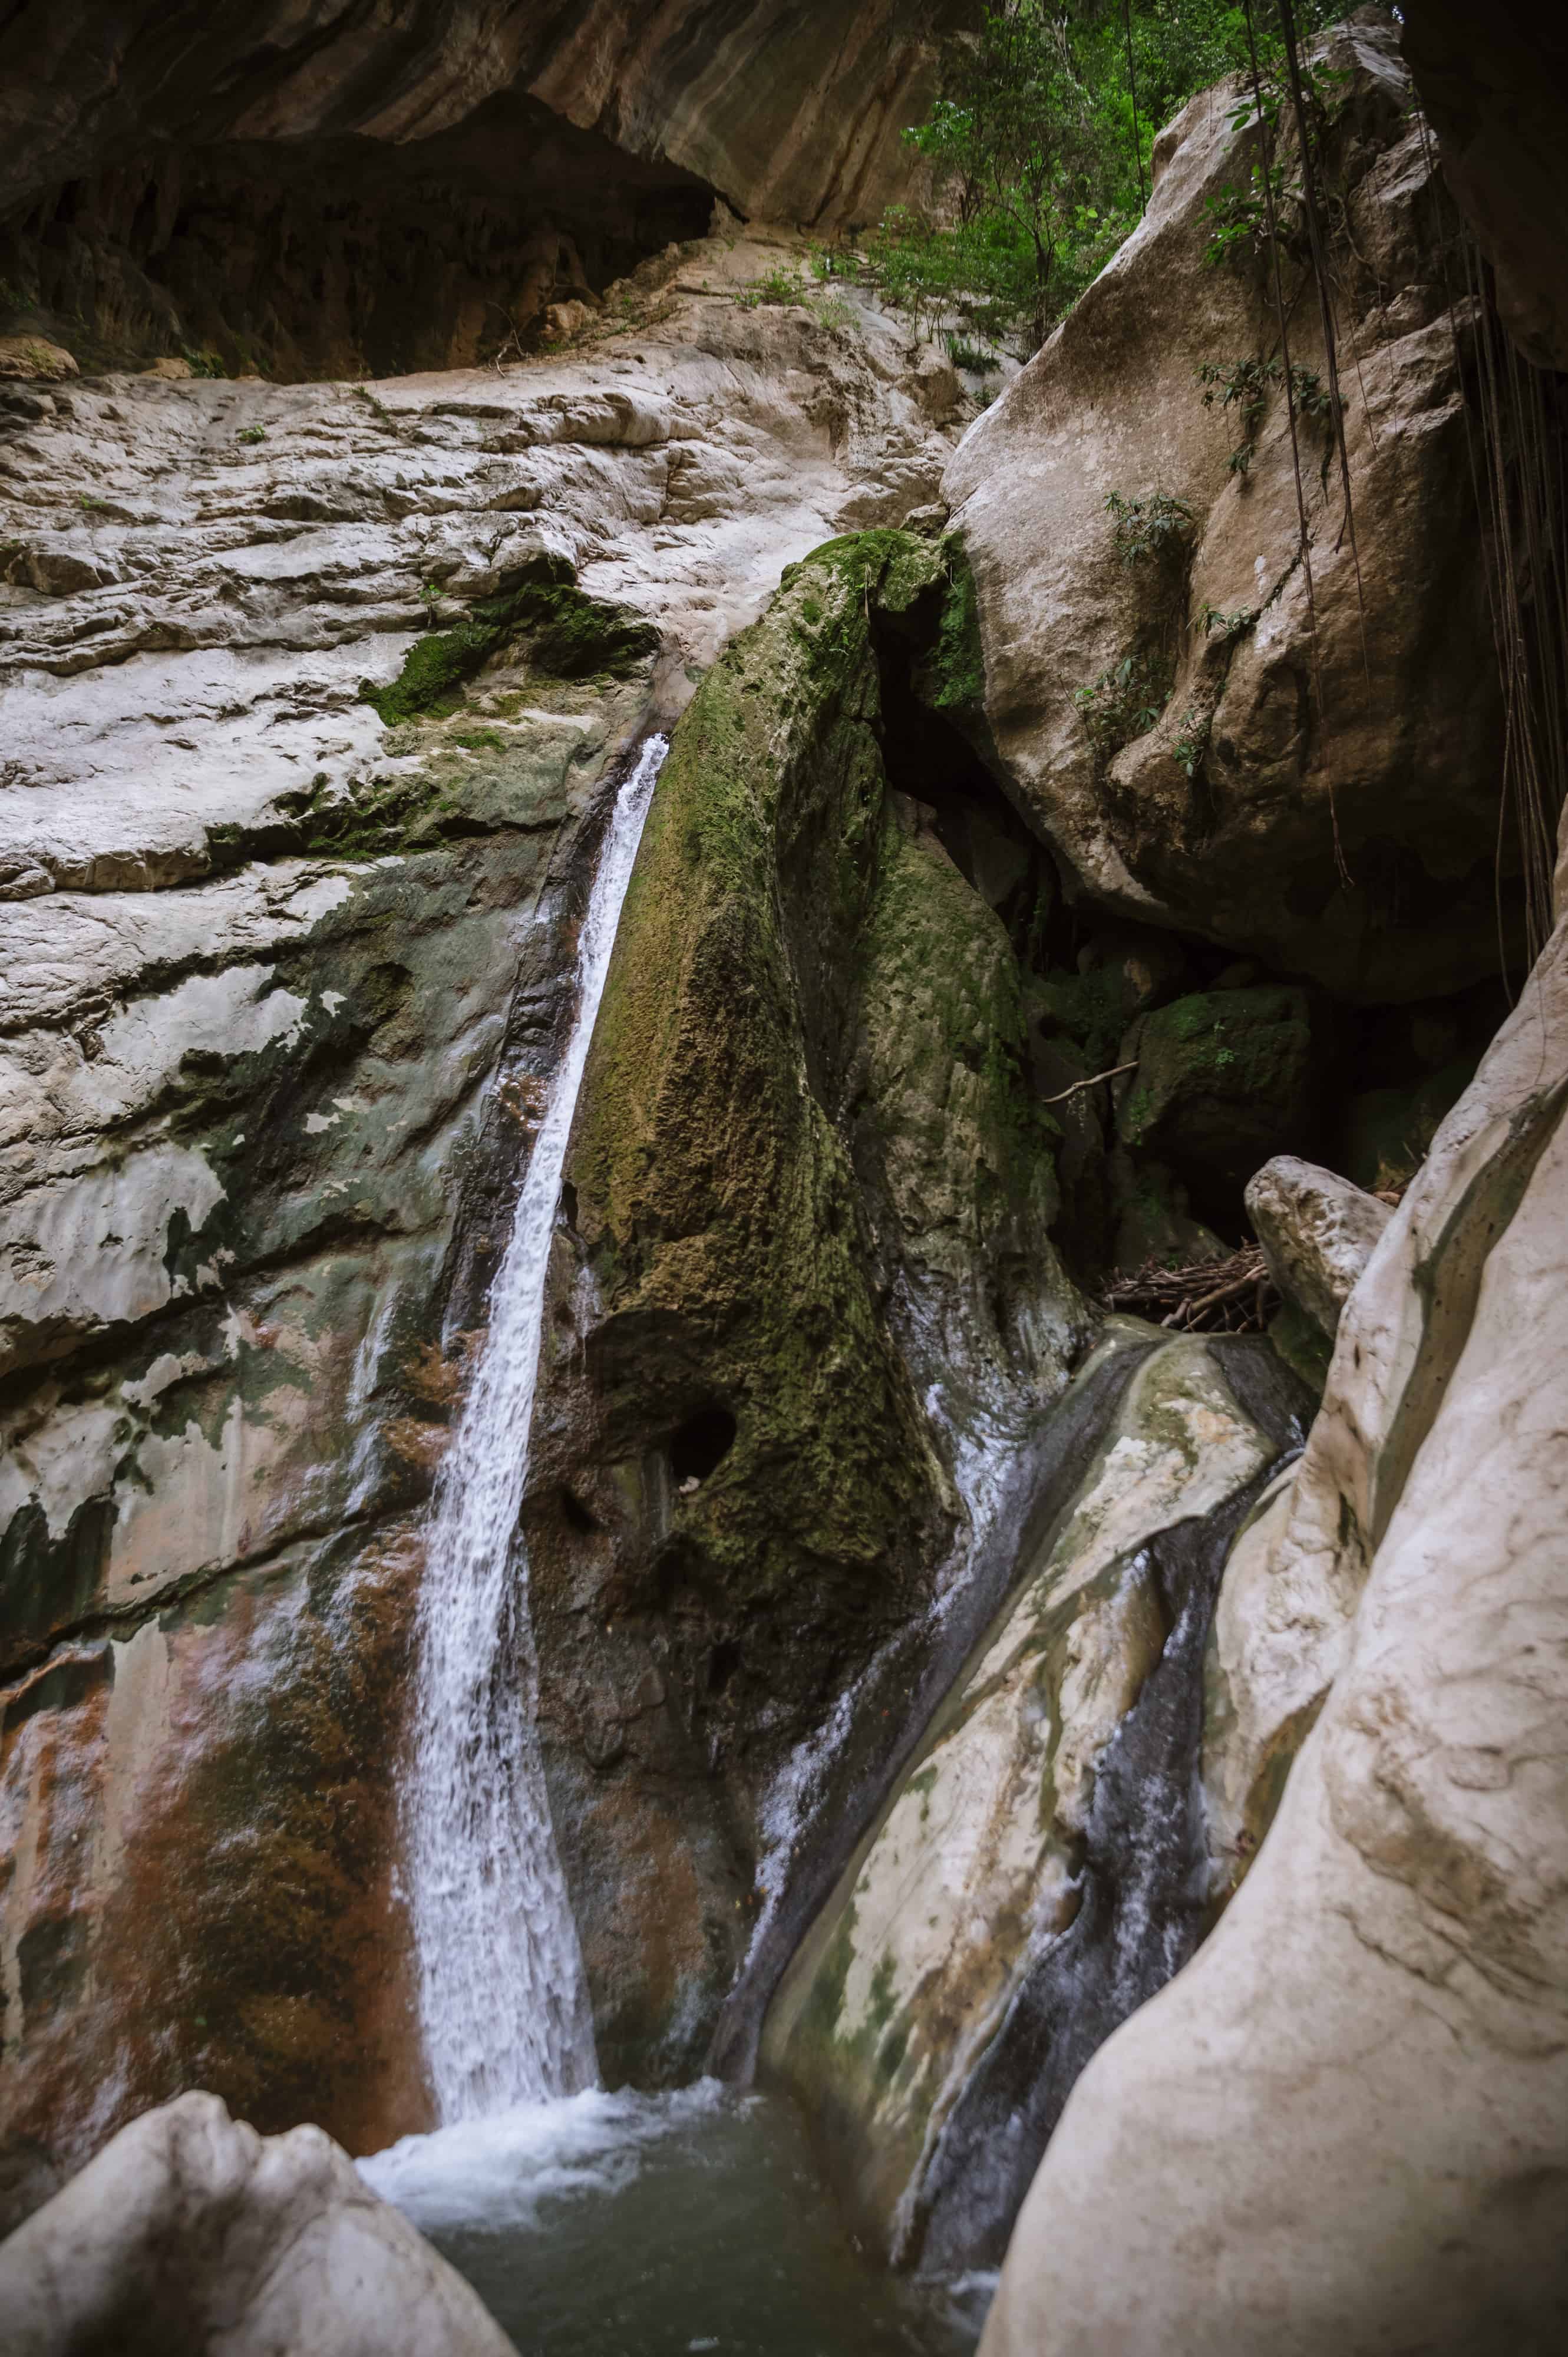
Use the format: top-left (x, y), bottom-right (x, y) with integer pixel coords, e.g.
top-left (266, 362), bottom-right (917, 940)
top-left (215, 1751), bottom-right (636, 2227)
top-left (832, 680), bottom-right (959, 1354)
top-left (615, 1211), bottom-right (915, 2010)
top-left (405, 735), bottom-right (668, 2124)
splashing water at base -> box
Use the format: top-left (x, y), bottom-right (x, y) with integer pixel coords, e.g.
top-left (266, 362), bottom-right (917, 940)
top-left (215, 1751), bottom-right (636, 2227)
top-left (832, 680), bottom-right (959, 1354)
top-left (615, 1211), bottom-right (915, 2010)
top-left (405, 736), bottom-right (667, 2122)
top-left (361, 2086), bottom-right (989, 2356)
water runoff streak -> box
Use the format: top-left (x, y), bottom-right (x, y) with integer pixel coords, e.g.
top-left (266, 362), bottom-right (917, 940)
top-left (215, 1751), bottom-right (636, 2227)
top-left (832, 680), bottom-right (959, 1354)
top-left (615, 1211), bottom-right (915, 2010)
top-left (406, 734), bottom-right (667, 2122)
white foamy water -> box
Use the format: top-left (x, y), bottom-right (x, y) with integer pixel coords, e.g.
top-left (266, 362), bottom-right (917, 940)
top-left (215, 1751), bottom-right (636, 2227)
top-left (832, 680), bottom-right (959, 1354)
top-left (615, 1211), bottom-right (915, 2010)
top-left (405, 735), bottom-right (667, 2122)
top-left (359, 2081), bottom-right (728, 2236)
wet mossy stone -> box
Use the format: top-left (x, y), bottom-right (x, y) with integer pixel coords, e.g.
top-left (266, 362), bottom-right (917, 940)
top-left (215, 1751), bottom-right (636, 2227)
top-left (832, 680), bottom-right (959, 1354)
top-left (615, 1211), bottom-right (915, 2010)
top-left (568, 529), bottom-right (959, 1623)
top-left (359, 556), bottom-right (658, 727)
top-left (1117, 986), bottom-right (1319, 1199)
top-left (912, 542), bottom-right (985, 721)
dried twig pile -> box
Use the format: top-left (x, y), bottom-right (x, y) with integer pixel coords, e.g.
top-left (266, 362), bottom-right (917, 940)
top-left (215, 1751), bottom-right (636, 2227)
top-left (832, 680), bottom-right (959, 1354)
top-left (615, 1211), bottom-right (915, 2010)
top-left (1100, 1244), bottom-right (1276, 1335)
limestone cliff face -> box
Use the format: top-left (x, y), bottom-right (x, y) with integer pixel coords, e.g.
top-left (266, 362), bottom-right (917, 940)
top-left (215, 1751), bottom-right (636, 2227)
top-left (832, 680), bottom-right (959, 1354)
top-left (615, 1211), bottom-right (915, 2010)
top-left (0, 233), bottom-right (978, 2215)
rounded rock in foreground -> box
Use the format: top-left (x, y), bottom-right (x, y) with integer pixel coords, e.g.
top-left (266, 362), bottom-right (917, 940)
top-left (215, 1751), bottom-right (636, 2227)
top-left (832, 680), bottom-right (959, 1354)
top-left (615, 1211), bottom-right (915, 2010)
top-left (1245, 1153), bottom-right (1394, 1339)
top-left (0, 2089), bottom-right (513, 2357)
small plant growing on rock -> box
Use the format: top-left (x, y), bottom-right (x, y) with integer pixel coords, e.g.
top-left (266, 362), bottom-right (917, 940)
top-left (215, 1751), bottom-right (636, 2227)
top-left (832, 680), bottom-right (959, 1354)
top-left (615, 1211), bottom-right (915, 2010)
top-left (1196, 601), bottom-right (1257, 642)
top-left (1173, 706), bottom-right (1211, 778)
top-left (351, 384), bottom-right (396, 427)
top-left (1198, 355), bottom-right (1333, 476)
top-left (1104, 488), bottom-right (1196, 569)
top-left (418, 581), bottom-right (444, 625)
top-left (1202, 160), bottom-right (1295, 271)
top-left (741, 265), bottom-right (810, 309)
top-left (236, 424), bottom-right (267, 445)
top-left (946, 334), bottom-right (998, 376)
top-left (1074, 649), bottom-right (1174, 756)
top-left (181, 347), bottom-right (226, 379)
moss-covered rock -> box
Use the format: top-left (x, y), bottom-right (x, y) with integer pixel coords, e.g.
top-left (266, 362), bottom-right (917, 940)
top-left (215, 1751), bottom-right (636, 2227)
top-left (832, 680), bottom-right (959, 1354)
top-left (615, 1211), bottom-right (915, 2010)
top-left (1117, 985), bottom-right (1319, 1206)
top-left (533, 530), bottom-right (1084, 2081)
top-left (568, 532), bottom-right (956, 1613)
top-left (358, 557), bottom-right (658, 727)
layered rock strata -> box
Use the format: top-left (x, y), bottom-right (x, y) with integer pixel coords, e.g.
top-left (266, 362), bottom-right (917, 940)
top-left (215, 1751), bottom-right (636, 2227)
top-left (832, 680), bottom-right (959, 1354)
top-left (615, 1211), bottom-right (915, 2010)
top-left (0, 239), bottom-right (974, 2214)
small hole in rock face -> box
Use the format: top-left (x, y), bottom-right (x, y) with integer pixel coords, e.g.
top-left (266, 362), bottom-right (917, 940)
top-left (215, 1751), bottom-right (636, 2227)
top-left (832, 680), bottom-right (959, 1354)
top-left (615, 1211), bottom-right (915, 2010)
top-left (669, 1405), bottom-right (737, 1488)
top-left (561, 1487), bottom-right (598, 1534)
top-left (708, 1639), bottom-right (742, 1695)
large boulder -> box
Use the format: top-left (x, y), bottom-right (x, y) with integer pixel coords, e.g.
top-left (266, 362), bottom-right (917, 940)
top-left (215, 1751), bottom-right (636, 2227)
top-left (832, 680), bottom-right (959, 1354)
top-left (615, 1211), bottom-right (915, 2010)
top-left (978, 910), bottom-right (1568, 2356)
top-left (0, 2090), bottom-right (511, 2356)
top-left (761, 1325), bottom-right (1305, 2267)
top-left (945, 14), bottom-right (1508, 1003)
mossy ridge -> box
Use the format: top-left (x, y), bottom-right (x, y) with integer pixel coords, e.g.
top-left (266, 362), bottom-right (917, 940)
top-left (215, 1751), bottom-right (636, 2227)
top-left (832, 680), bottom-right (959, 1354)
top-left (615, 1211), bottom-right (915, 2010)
top-left (913, 540), bottom-right (985, 719)
top-left (359, 558), bottom-right (659, 728)
top-left (570, 530), bottom-right (955, 1618)
top-left (854, 808), bottom-right (1060, 1276)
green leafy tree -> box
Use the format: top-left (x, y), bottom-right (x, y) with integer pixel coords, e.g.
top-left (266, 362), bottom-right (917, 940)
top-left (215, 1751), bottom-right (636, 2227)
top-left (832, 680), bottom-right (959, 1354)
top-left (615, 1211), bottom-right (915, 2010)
top-left (868, 2), bottom-right (1388, 357)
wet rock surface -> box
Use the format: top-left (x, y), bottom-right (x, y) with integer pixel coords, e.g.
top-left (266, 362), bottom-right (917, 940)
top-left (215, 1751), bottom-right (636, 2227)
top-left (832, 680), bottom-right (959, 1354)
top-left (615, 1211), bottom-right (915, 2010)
top-left (0, 243), bottom-right (981, 2206)
top-left (761, 1326), bottom-right (1307, 2262)
top-left (523, 527), bottom-right (1090, 2084)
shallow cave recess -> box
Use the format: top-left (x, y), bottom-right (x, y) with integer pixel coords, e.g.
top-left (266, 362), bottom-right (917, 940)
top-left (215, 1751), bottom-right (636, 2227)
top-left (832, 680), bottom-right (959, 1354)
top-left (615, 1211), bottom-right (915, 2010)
top-left (869, 597), bottom-right (1510, 1284)
top-left (0, 91), bottom-right (721, 381)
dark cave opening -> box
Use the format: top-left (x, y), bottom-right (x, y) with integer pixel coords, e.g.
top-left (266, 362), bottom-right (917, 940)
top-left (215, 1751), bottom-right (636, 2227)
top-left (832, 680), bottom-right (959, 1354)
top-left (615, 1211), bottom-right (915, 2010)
top-left (0, 90), bottom-right (721, 380)
top-left (669, 1406), bottom-right (738, 1488)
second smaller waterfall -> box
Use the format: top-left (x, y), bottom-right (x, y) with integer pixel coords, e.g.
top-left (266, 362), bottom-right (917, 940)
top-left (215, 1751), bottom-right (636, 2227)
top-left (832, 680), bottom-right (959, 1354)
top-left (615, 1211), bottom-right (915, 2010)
top-left (405, 735), bottom-right (667, 2124)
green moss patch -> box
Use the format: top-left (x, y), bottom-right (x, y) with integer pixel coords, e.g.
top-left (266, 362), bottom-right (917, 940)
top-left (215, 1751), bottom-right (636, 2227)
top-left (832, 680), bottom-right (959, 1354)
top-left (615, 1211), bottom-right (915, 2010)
top-left (360, 559), bottom-right (658, 727)
top-left (569, 532), bottom-right (956, 1617)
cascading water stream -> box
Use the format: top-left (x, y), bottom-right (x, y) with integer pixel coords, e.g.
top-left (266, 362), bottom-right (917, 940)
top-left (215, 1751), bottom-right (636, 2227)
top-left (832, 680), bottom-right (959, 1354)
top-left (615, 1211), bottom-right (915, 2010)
top-left (404, 734), bottom-right (667, 2124)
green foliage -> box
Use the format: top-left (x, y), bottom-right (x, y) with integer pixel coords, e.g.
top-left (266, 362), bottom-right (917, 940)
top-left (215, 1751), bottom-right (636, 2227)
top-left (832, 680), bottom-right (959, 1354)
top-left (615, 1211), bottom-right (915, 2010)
top-left (1104, 487), bottom-right (1195, 568)
top-left (865, 1), bottom-right (1380, 355)
top-left (945, 333), bottom-right (999, 375)
top-left (1201, 159), bottom-right (1288, 270)
top-left (917, 546), bottom-right (986, 717)
top-left (1196, 600), bottom-right (1256, 642)
top-left (1074, 648), bottom-right (1173, 758)
top-left (1173, 705), bottom-right (1210, 778)
top-left (1197, 354), bottom-right (1334, 475)
top-left (235, 424), bottom-right (267, 445)
top-left (740, 265), bottom-right (810, 309)
top-left (181, 347), bottom-right (226, 378)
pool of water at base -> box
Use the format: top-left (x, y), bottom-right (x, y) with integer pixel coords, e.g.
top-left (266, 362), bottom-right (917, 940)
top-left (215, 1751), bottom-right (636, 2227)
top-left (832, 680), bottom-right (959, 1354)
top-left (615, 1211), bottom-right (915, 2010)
top-left (360, 2082), bottom-right (992, 2357)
